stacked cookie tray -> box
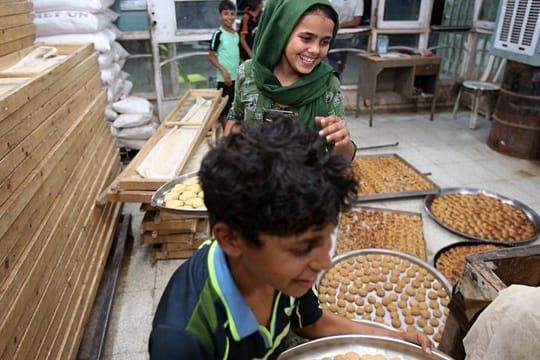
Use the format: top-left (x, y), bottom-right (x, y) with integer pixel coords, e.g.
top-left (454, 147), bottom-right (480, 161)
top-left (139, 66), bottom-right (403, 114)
top-left (317, 249), bottom-right (452, 346)
top-left (336, 207), bottom-right (427, 260)
top-left (352, 154), bottom-right (439, 202)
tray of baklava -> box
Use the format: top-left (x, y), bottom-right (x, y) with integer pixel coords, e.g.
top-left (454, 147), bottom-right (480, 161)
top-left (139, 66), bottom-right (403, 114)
top-left (352, 154), bottom-right (439, 202)
top-left (335, 207), bottom-right (426, 261)
top-left (434, 241), bottom-right (507, 287)
top-left (317, 249), bottom-right (452, 346)
top-left (424, 187), bottom-right (539, 245)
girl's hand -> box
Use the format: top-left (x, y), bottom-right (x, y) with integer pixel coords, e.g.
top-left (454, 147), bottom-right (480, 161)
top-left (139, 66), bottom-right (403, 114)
top-left (315, 115), bottom-right (355, 158)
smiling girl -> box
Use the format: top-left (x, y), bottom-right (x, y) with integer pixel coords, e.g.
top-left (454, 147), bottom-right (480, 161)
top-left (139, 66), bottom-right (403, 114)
top-left (226, 0), bottom-right (357, 159)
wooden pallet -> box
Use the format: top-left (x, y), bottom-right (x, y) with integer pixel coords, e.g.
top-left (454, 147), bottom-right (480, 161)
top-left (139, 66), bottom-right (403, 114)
top-left (104, 90), bottom-right (226, 203)
top-left (140, 209), bottom-right (210, 261)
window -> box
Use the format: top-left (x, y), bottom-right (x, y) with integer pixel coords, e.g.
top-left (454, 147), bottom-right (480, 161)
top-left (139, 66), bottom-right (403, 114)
top-left (174, 0), bottom-right (221, 32)
top-left (376, 0), bottom-right (431, 29)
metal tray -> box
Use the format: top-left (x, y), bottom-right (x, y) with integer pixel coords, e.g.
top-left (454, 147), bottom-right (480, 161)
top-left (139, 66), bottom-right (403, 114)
top-left (424, 187), bottom-right (540, 245)
top-left (354, 154), bottom-right (439, 203)
top-left (317, 249), bottom-right (452, 346)
top-left (278, 335), bottom-right (454, 360)
top-left (433, 241), bottom-right (507, 287)
top-left (151, 171), bottom-right (208, 216)
top-left (335, 206), bottom-right (427, 260)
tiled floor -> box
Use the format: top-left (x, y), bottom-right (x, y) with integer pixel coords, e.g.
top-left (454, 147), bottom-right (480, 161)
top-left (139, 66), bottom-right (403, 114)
top-left (79, 109), bottom-right (540, 359)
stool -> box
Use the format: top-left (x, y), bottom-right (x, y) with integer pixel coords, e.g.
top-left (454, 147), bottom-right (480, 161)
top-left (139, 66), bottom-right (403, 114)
top-left (453, 80), bottom-right (500, 129)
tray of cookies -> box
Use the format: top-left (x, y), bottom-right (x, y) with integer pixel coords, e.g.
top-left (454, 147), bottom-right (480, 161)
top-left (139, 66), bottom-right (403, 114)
top-left (424, 188), bottom-right (539, 245)
top-left (277, 334), bottom-right (454, 360)
top-left (352, 154), bottom-right (439, 202)
top-left (317, 249), bottom-right (452, 347)
top-left (433, 242), bottom-right (507, 287)
top-left (151, 171), bottom-right (207, 215)
top-left (336, 207), bottom-right (426, 260)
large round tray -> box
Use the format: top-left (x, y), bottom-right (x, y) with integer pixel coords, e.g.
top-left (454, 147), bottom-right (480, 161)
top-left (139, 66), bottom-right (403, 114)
top-left (277, 334), bottom-right (453, 360)
top-left (151, 171), bottom-right (208, 215)
top-left (424, 187), bottom-right (539, 245)
top-left (317, 249), bottom-right (452, 346)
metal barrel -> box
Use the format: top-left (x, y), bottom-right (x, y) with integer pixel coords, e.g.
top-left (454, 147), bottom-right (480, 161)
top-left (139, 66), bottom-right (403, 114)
top-left (487, 60), bottom-right (540, 159)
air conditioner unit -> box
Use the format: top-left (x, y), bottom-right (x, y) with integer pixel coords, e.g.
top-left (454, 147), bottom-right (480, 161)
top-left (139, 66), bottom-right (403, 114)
top-left (491, 0), bottom-right (540, 66)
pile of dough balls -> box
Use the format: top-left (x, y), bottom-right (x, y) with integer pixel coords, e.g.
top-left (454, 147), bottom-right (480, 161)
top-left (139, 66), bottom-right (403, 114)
top-left (163, 177), bottom-right (206, 210)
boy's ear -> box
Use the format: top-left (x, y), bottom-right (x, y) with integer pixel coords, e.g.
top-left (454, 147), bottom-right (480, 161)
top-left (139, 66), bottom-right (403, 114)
top-left (213, 222), bottom-right (243, 257)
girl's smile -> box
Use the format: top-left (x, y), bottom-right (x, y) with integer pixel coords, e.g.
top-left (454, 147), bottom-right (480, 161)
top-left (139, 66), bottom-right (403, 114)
top-left (274, 11), bottom-right (335, 85)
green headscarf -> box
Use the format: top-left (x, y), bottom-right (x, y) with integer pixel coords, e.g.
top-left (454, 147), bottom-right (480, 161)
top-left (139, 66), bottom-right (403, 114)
top-left (252, 0), bottom-right (339, 128)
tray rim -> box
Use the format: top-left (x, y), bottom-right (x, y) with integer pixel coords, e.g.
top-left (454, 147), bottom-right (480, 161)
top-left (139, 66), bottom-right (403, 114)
top-left (433, 241), bottom-right (507, 268)
top-left (335, 206), bottom-right (427, 261)
top-left (277, 334), bottom-right (454, 360)
top-left (151, 171), bottom-right (208, 215)
top-left (317, 248), bottom-right (453, 301)
top-left (354, 153), bottom-right (440, 203)
top-left (424, 187), bottom-right (540, 246)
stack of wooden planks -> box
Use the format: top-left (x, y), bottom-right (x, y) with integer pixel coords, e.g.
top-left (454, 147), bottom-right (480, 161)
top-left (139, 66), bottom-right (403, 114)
top-left (0, 0), bottom-right (35, 57)
top-left (141, 208), bottom-right (211, 261)
top-left (0, 43), bottom-right (122, 359)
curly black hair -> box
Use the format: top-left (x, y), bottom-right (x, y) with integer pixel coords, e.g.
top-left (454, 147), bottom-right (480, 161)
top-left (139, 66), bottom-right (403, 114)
top-left (199, 116), bottom-right (357, 245)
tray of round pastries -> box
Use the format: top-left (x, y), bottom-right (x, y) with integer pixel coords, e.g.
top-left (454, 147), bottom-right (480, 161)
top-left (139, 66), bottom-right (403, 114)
top-left (151, 171), bottom-right (207, 215)
top-left (424, 188), bottom-right (539, 245)
top-left (352, 154), bottom-right (439, 202)
top-left (433, 242), bottom-right (507, 287)
top-left (277, 334), bottom-right (454, 360)
top-left (336, 207), bottom-right (426, 260)
top-left (317, 249), bottom-right (452, 347)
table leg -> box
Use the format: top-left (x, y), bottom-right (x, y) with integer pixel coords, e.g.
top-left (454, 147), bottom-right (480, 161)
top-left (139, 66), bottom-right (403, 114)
top-left (369, 97), bottom-right (373, 127)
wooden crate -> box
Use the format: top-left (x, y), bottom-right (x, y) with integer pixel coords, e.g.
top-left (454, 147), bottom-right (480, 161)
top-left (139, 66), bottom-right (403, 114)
top-left (140, 209), bottom-right (210, 260)
top-left (439, 244), bottom-right (540, 359)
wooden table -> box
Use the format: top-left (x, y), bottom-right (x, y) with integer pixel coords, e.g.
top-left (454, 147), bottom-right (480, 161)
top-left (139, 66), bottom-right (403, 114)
top-left (355, 53), bottom-right (442, 126)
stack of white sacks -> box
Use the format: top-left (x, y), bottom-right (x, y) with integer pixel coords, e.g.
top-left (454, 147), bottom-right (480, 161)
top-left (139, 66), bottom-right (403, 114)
top-left (109, 96), bottom-right (157, 150)
top-left (33, 0), bottom-right (156, 149)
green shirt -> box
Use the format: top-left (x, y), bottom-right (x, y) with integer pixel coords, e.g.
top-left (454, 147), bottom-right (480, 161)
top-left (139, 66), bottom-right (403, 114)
top-left (228, 60), bottom-right (345, 130)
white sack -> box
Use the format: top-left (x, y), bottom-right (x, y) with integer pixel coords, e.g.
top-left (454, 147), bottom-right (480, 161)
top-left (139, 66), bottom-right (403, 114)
top-left (116, 138), bottom-right (147, 150)
top-left (34, 11), bottom-right (113, 36)
top-left (98, 51), bottom-right (115, 67)
top-left (113, 113), bottom-right (152, 129)
top-left (33, 0), bottom-right (115, 13)
top-left (117, 80), bottom-right (133, 100)
top-left (36, 29), bottom-right (115, 52)
top-left (112, 41), bottom-right (130, 60)
top-left (100, 62), bottom-right (121, 86)
top-left (463, 285), bottom-right (540, 360)
top-left (112, 96), bottom-right (153, 115)
top-left (110, 122), bottom-right (157, 140)
top-left (105, 104), bottom-right (118, 121)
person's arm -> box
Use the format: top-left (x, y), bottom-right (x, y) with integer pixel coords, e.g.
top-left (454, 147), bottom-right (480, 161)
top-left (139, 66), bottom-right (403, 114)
top-left (316, 115), bottom-right (356, 159)
top-left (208, 51), bottom-right (233, 86)
top-left (339, 15), bottom-right (362, 29)
top-left (239, 34), bottom-right (252, 59)
top-left (294, 310), bottom-right (433, 354)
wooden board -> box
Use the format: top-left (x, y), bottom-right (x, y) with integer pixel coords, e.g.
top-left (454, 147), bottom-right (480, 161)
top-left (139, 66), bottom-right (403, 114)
top-left (104, 90), bottom-right (225, 200)
top-left (0, 43), bottom-right (95, 123)
top-left (0, 23), bottom-right (35, 43)
top-left (117, 90), bottom-right (224, 190)
top-left (0, 35), bottom-right (33, 57)
top-left (0, 114), bottom-right (116, 359)
top-left (0, 71), bottom-right (102, 209)
top-left (0, 2), bottom-right (33, 17)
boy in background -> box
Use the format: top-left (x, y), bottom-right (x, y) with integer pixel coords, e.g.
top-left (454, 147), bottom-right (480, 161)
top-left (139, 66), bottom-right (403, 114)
top-left (209, 0), bottom-right (240, 128)
top-left (238, 0), bottom-right (263, 61)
